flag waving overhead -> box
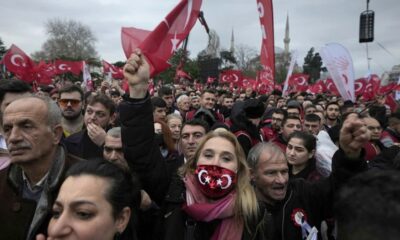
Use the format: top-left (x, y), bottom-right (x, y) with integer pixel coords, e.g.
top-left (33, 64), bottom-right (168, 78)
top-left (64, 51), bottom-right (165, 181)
top-left (102, 60), bottom-right (124, 79)
top-left (121, 0), bottom-right (202, 77)
top-left (256, 0), bottom-right (275, 84)
top-left (2, 44), bottom-right (35, 81)
top-left (320, 43), bottom-right (355, 102)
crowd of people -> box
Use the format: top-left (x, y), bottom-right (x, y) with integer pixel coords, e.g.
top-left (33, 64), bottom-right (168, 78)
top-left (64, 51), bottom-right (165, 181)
top-left (0, 49), bottom-right (399, 240)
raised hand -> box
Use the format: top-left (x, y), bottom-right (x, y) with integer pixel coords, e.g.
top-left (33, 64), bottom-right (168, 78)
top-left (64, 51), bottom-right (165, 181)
top-left (123, 49), bottom-right (150, 87)
top-left (87, 122), bottom-right (107, 146)
top-left (339, 114), bottom-right (370, 159)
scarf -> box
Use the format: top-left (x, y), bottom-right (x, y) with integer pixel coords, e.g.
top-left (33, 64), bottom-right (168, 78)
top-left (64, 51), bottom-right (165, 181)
top-left (183, 174), bottom-right (243, 240)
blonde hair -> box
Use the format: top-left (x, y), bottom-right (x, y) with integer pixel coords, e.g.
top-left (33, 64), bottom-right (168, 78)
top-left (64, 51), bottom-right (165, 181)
top-left (179, 131), bottom-right (259, 225)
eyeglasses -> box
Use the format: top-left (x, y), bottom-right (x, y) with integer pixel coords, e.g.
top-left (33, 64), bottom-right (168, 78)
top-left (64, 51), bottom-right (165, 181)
top-left (58, 99), bottom-right (81, 108)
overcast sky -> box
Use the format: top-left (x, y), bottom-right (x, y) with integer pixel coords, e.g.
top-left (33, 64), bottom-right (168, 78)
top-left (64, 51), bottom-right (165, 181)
top-left (1, 0), bottom-right (399, 78)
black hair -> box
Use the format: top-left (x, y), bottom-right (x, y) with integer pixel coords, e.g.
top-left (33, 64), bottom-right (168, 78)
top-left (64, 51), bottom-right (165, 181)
top-left (0, 79), bottom-right (31, 105)
top-left (65, 160), bottom-right (138, 219)
top-left (335, 170), bottom-right (400, 240)
top-left (304, 113), bottom-right (321, 123)
top-left (201, 88), bottom-right (216, 96)
top-left (151, 97), bottom-right (167, 110)
top-left (325, 101), bottom-right (340, 110)
top-left (87, 94), bottom-right (116, 115)
top-left (282, 115), bottom-right (301, 126)
top-left (58, 84), bottom-right (84, 101)
top-left (273, 108), bottom-right (288, 118)
top-left (182, 118), bottom-right (210, 133)
top-left (287, 131), bottom-right (316, 152)
top-left (158, 86), bottom-right (173, 97)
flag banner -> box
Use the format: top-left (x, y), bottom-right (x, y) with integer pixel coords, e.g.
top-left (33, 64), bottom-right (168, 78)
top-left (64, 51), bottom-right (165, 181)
top-left (257, 69), bottom-right (274, 89)
top-left (219, 70), bottom-right (243, 86)
top-left (54, 60), bottom-right (84, 76)
top-left (256, 0), bottom-right (275, 83)
top-left (325, 78), bottom-right (339, 96)
top-left (82, 61), bottom-right (93, 91)
top-left (354, 78), bottom-right (367, 96)
top-left (175, 69), bottom-right (192, 81)
top-left (308, 80), bottom-right (326, 94)
top-left (282, 51), bottom-right (298, 96)
top-left (288, 73), bottom-right (309, 92)
top-left (2, 44), bottom-right (36, 82)
top-left (102, 60), bottom-right (124, 79)
top-left (320, 43), bottom-right (355, 102)
top-left (121, 0), bottom-right (202, 77)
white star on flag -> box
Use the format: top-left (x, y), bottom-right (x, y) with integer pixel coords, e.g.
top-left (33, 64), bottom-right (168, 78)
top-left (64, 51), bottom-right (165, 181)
top-left (170, 31), bottom-right (180, 53)
top-left (216, 179), bottom-right (223, 186)
top-left (205, 176), bottom-right (211, 184)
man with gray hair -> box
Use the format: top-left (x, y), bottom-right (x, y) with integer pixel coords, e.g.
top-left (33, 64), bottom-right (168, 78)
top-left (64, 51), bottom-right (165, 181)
top-left (103, 127), bottom-right (129, 170)
top-left (0, 96), bottom-right (81, 239)
top-left (174, 94), bottom-right (190, 120)
top-left (245, 114), bottom-right (370, 240)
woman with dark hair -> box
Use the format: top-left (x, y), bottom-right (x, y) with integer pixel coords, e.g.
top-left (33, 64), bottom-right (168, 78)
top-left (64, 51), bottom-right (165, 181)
top-left (286, 131), bottom-right (322, 181)
top-left (163, 130), bottom-right (259, 240)
top-left (36, 160), bottom-right (140, 240)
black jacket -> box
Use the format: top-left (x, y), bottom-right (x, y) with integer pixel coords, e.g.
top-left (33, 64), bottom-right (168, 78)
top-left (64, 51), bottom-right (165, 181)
top-left (62, 129), bottom-right (104, 160)
top-left (248, 148), bottom-right (368, 240)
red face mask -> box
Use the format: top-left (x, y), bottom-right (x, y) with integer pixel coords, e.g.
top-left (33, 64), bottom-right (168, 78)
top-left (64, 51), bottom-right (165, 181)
top-left (195, 165), bottom-right (237, 199)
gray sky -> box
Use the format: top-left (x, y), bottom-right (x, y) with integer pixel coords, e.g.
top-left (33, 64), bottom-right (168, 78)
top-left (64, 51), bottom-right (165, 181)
top-left (1, 0), bottom-right (399, 78)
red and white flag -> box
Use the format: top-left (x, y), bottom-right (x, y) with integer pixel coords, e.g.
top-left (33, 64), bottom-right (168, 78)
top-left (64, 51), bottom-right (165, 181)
top-left (102, 60), bottom-right (124, 79)
top-left (54, 60), bottom-right (83, 76)
top-left (220, 70), bottom-right (243, 85)
top-left (121, 0), bottom-right (202, 77)
top-left (320, 43), bottom-right (355, 102)
top-left (325, 78), bottom-right (339, 95)
top-left (2, 44), bottom-right (35, 82)
top-left (308, 80), bottom-right (326, 94)
top-left (82, 62), bottom-right (93, 91)
top-left (256, 0), bottom-right (275, 83)
top-left (354, 78), bottom-right (367, 96)
top-left (288, 73), bottom-right (309, 92)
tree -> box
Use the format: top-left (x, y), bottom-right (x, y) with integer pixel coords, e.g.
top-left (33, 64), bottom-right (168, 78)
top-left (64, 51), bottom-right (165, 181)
top-left (235, 44), bottom-right (261, 77)
top-left (303, 47), bottom-right (323, 83)
top-left (0, 37), bottom-right (6, 60)
top-left (32, 19), bottom-right (98, 61)
top-left (219, 49), bottom-right (237, 70)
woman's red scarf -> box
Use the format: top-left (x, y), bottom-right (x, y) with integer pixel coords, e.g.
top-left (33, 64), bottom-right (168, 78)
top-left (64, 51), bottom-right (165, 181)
top-left (183, 174), bottom-right (243, 240)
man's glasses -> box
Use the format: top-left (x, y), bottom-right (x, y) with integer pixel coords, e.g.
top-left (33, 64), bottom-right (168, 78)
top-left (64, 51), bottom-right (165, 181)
top-left (58, 99), bottom-right (81, 108)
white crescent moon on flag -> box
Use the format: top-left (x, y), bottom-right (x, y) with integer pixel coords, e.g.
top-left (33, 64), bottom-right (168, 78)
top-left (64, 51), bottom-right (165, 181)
top-left (183, 0), bottom-right (193, 30)
top-left (232, 74), bottom-right (239, 83)
top-left (297, 77), bottom-right (306, 86)
top-left (197, 169), bottom-right (208, 185)
top-left (220, 174), bottom-right (232, 189)
top-left (365, 83), bottom-right (372, 92)
top-left (355, 82), bottom-right (362, 92)
top-left (222, 75), bottom-right (229, 82)
top-left (327, 82), bottom-right (333, 90)
top-left (11, 54), bottom-right (25, 67)
top-left (59, 64), bottom-right (68, 71)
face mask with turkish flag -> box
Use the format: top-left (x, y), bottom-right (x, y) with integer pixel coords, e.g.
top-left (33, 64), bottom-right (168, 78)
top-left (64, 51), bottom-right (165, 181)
top-left (121, 0), bottom-right (202, 77)
top-left (195, 164), bottom-right (237, 199)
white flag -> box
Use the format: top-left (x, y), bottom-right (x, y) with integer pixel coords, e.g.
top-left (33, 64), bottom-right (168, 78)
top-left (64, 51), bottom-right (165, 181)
top-left (282, 51), bottom-right (298, 97)
top-left (82, 61), bottom-right (93, 91)
top-left (320, 43), bottom-right (355, 102)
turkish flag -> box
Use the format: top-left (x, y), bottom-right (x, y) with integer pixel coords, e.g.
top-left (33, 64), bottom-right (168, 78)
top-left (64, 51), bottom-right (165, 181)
top-left (35, 61), bottom-right (56, 85)
top-left (354, 78), bottom-right (367, 96)
top-left (207, 76), bottom-right (216, 84)
top-left (242, 78), bottom-right (258, 91)
top-left (289, 73), bottom-right (309, 92)
top-left (121, 0), bottom-right (202, 77)
top-left (220, 70), bottom-right (243, 86)
top-left (2, 44), bottom-right (35, 81)
top-left (325, 78), bottom-right (339, 95)
top-left (175, 69), bottom-right (192, 80)
top-left (54, 60), bottom-right (83, 76)
top-left (308, 81), bottom-right (326, 94)
top-left (256, 0), bottom-right (275, 84)
top-left (363, 74), bottom-right (381, 100)
top-left (102, 60), bottom-right (124, 79)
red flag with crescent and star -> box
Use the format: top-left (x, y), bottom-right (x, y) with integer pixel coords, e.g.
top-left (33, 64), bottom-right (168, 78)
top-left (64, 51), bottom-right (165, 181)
top-left (288, 73), bottom-right (309, 92)
top-left (2, 44), bottom-right (36, 81)
top-left (54, 60), bottom-right (84, 76)
top-left (102, 60), bottom-right (124, 79)
top-left (121, 0), bottom-right (202, 77)
top-left (220, 70), bottom-right (243, 86)
top-left (256, 0), bottom-right (275, 84)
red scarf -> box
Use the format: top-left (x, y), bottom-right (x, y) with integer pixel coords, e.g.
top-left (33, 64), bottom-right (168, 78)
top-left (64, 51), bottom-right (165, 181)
top-left (183, 174), bottom-right (243, 240)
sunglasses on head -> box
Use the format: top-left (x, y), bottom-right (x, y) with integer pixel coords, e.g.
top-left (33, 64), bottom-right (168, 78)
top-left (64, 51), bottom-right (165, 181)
top-left (58, 99), bottom-right (81, 107)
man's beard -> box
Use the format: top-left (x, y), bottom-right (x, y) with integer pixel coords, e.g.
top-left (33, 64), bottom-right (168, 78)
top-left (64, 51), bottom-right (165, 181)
top-left (62, 110), bottom-right (82, 120)
top-left (327, 115), bottom-right (337, 121)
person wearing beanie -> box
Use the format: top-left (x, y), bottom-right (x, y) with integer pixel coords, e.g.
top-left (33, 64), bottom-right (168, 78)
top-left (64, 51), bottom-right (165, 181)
top-left (230, 99), bottom-right (265, 156)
